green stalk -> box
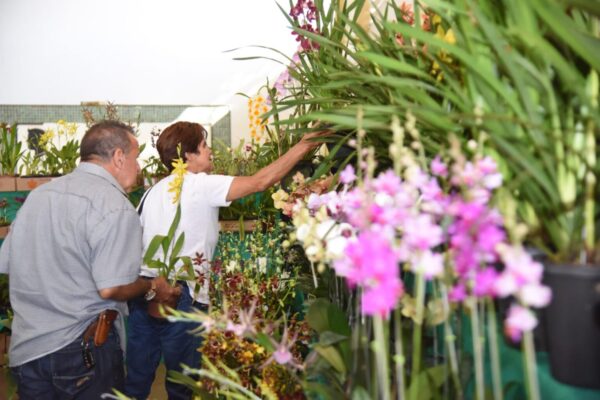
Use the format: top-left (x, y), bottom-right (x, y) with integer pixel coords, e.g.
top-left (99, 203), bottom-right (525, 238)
top-left (486, 299), bottom-right (503, 400)
top-left (411, 273), bottom-right (426, 380)
top-left (194, 369), bottom-right (262, 400)
top-left (523, 331), bottom-right (541, 400)
top-left (394, 309), bottom-right (406, 400)
top-left (365, 314), bottom-right (373, 394)
top-left (469, 297), bottom-right (485, 400)
top-left (374, 314), bottom-right (391, 400)
top-left (309, 261), bottom-right (319, 288)
top-left (440, 283), bottom-right (463, 398)
top-left (584, 70), bottom-right (597, 261)
top-left (351, 289), bottom-right (361, 381)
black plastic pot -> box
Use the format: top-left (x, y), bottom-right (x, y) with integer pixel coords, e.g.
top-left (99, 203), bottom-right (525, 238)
top-left (544, 263), bottom-right (600, 389)
top-left (280, 160), bottom-right (315, 192)
top-left (325, 141), bottom-right (356, 174)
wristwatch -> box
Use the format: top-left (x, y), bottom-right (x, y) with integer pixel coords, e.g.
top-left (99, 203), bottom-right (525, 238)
top-left (144, 280), bottom-right (157, 301)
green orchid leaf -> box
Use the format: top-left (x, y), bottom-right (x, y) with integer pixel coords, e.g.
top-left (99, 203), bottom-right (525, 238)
top-left (314, 345), bottom-right (347, 374)
top-left (143, 235), bottom-right (166, 265)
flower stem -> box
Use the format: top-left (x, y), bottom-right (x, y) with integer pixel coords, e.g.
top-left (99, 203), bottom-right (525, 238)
top-left (374, 314), bottom-right (391, 400)
top-left (440, 284), bottom-right (463, 398)
top-left (469, 297), bottom-right (484, 400)
top-left (584, 103), bottom-right (596, 261)
top-left (523, 330), bottom-right (541, 400)
top-left (394, 309), bottom-right (406, 400)
top-left (411, 274), bottom-right (426, 380)
top-left (309, 261), bottom-right (318, 288)
top-left (486, 299), bottom-right (502, 400)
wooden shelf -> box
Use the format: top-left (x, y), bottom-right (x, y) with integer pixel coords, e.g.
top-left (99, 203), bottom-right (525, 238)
top-left (219, 220), bottom-right (257, 232)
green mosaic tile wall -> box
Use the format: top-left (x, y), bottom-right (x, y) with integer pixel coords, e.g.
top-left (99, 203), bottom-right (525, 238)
top-left (0, 104), bottom-right (225, 125)
top-left (0, 104), bottom-right (231, 145)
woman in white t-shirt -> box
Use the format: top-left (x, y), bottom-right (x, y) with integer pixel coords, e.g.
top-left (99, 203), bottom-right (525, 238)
top-left (125, 121), bottom-right (325, 400)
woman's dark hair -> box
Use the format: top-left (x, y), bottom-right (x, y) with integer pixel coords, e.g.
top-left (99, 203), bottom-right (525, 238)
top-left (157, 121), bottom-right (207, 172)
top-left (80, 120), bottom-right (134, 162)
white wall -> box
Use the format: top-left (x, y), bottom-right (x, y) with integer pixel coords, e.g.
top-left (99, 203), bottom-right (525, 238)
top-left (0, 0), bottom-right (298, 144)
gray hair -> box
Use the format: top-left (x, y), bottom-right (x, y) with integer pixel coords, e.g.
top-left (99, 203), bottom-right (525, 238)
top-left (80, 121), bottom-right (134, 162)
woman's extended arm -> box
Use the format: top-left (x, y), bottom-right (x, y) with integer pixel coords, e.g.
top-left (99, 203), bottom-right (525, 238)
top-left (226, 131), bottom-right (327, 202)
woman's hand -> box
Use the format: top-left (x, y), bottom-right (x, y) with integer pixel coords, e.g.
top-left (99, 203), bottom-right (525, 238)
top-left (299, 129), bottom-right (332, 151)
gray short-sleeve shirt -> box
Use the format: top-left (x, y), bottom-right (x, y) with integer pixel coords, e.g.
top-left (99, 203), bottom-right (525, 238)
top-left (0, 162), bottom-right (142, 367)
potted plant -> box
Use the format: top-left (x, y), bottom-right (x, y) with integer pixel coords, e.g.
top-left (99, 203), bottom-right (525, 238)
top-left (165, 222), bottom-right (312, 399)
top-left (273, 0), bottom-right (599, 389)
top-left (0, 198), bottom-right (10, 239)
top-left (388, 1), bottom-right (599, 388)
top-left (0, 124), bottom-right (23, 192)
top-left (212, 136), bottom-right (278, 233)
top-left (140, 154), bottom-right (168, 188)
top-left (213, 139), bottom-right (266, 232)
top-left (16, 120), bottom-right (81, 191)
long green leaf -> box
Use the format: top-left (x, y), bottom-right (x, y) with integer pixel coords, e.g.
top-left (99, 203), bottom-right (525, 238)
top-left (532, 0), bottom-right (600, 71)
top-left (167, 204), bottom-right (182, 245)
top-left (143, 235), bottom-right (166, 265)
top-left (358, 51), bottom-right (435, 81)
top-left (170, 232), bottom-right (186, 265)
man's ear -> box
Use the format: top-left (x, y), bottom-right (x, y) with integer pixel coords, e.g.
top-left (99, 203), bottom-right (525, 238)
top-left (112, 147), bottom-right (125, 169)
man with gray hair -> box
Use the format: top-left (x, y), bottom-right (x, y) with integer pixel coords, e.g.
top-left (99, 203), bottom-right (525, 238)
top-left (0, 120), bottom-right (179, 399)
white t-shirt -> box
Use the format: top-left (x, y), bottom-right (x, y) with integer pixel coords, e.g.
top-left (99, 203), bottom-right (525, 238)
top-left (139, 172), bottom-right (234, 304)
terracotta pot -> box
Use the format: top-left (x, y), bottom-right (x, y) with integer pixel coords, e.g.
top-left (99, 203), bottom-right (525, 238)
top-left (0, 332), bottom-right (10, 367)
top-left (0, 225), bottom-right (9, 239)
top-left (0, 176), bottom-right (16, 192)
top-left (147, 295), bottom-right (180, 319)
top-left (15, 176), bottom-right (55, 191)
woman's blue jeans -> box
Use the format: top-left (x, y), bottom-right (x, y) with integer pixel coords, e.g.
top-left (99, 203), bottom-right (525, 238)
top-left (11, 327), bottom-right (123, 399)
top-left (124, 284), bottom-right (206, 400)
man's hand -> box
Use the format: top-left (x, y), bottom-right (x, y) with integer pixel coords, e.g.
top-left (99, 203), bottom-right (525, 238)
top-left (152, 276), bottom-right (181, 303)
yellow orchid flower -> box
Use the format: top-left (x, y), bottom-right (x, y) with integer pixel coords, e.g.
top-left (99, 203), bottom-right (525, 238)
top-left (168, 157), bottom-right (187, 204)
top-left (271, 189), bottom-right (289, 210)
top-left (443, 28), bottom-right (456, 45)
top-left (247, 93), bottom-right (270, 142)
top-left (39, 129), bottom-right (55, 147)
top-left (66, 122), bottom-right (78, 136)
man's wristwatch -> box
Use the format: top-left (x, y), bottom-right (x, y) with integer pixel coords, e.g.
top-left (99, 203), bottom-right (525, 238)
top-left (144, 280), bottom-right (157, 301)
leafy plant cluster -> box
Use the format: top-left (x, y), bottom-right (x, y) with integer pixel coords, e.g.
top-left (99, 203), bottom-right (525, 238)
top-left (275, 0), bottom-right (599, 264)
top-left (212, 139), bottom-right (278, 220)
